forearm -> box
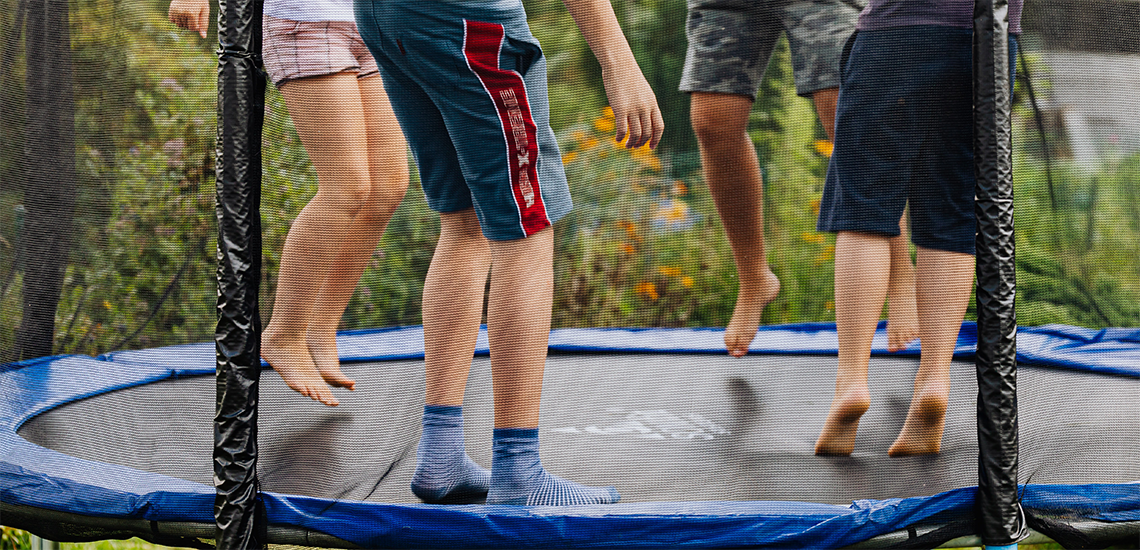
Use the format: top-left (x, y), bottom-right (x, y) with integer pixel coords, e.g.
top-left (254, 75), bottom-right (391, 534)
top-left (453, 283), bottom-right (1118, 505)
top-left (560, 0), bottom-right (639, 75)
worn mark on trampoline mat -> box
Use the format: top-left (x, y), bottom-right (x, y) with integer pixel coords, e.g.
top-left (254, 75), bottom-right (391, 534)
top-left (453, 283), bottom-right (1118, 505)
top-left (550, 408), bottom-right (729, 440)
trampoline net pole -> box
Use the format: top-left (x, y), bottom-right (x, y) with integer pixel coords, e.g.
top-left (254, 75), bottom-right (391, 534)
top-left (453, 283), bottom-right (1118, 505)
top-left (973, 0), bottom-right (1027, 546)
top-left (213, 0), bottom-right (266, 547)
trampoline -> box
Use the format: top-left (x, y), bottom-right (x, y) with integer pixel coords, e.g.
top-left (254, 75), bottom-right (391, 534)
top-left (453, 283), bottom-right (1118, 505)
top-left (3, 324), bottom-right (1140, 548)
top-left (5, 0), bottom-right (1140, 548)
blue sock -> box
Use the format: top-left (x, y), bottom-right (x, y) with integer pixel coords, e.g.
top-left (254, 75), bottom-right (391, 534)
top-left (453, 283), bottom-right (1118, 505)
top-left (487, 428), bottom-right (620, 506)
top-left (410, 405), bottom-right (491, 504)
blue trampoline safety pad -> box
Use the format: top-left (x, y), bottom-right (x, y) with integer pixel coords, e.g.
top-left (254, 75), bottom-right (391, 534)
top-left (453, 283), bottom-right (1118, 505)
top-left (3, 323), bottom-right (1139, 548)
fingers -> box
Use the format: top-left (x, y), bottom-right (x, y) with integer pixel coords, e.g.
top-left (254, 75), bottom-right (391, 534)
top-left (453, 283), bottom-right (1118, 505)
top-left (196, 9), bottom-right (208, 38)
top-left (168, 0), bottom-right (209, 38)
top-left (614, 114), bottom-right (629, 147)
top-left (614, 105), bottom-right (665, 150)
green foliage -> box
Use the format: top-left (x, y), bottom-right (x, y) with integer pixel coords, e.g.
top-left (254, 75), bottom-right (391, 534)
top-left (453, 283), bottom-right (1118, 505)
top-left (1013, 151), bottom-right (1140, 328)
top-left (2, 0), bottom-right (220, 359)
top-left (553, 100), bottom-right (835, 329)
top-left (553, 110), bottom-right (721, 327)
top-left (1, 527), bottom-right (29, 550)
top-left (2, 1), bottom-right (1138, 363)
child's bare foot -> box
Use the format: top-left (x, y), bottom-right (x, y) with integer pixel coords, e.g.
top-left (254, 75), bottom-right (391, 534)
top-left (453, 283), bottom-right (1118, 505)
top-left (725, 270), bottom-right (780, 357)
top-left (814, 388), bottom-right (870, 456)
top-left (263, 330), bottom-right (339, 406)
top-left (885, 290), bottom-right (919, 352)
top-left (887, 390), bottom-right (948, 456)
top-left (307, 330), bottom-right (355, 391)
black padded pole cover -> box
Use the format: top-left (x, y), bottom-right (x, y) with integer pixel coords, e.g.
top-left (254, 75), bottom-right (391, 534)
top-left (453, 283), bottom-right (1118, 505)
top-left (972, 0), bottom-right (1027, 545)
top-left (213, 0), bottom-right (266, 547)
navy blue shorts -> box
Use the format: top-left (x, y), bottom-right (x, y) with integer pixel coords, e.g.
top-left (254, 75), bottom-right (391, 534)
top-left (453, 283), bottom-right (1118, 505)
top-left (355, 0), bottom-right (571, 241)
top-left (817, 26), bottom-right (1018, 255)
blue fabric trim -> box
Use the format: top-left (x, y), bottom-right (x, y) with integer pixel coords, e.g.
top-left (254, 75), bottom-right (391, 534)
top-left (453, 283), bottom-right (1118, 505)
top-left (424, 404), bottom-right (463, 417)
top-left (3, 322), bottom-right (1139, 548)
top-left (494, 427), bottom-right (540, 439)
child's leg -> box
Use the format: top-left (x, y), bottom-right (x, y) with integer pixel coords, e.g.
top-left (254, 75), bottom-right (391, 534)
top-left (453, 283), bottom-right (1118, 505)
top-left (483, 227), bottom-right (619, 505)
top-left (691, 92), bottom-right (781, 358)
top-left (412, 208), bottom-right (492, 503)
top-left (813, 90), bottom-right (918, 354)
top-left (886, 215), bottom-right (919, 352)
top-left (304, 75), bottom-right (409, 384)
top-left (423, 209), bottom-right (492, 406)
top-left (263, 72), bottom-right (381, 406)
top-left (484, 227), bottom-right (553, 429)
top-left (815, 231), bottom-right (890, 456)
top-left (888, 246), bottom-right (973, 456)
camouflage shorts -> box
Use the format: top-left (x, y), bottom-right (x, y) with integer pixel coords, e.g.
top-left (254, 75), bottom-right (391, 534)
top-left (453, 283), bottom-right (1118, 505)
top-left (679, 0), bottom-right (864, 98)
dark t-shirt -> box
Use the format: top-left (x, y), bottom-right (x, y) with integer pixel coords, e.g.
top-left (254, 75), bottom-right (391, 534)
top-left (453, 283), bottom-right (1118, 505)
top-left (857, 0), bottom-right (1022, 33)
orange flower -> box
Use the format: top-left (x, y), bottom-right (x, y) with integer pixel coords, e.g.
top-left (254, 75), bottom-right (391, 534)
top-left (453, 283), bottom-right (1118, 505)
top-left (619, 219), bottom-right (640, 241)
top-left (814, 140), bottom-right (834, 157)
top-left (636, 281), bottom-right (659, 301)
top-left (620, 242), bottom-right (635, 255)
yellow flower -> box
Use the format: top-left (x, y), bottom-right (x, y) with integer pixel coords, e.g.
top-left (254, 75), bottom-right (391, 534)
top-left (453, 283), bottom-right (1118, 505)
top-left (681, 276), bottom-right (694, 288)
top-left (602, 106), bottom-right (615, 120)
top-left (103, 300), bottom-right (112, 310)
top-left (583, 137), bottom-right (600, 150)
top-left (814, 140), bottom-right (834, 157)
top-left (801, 232), bottom-right (825, 244)
top-left (561, 151), bottom-right (578, 165)
top-left (815, 244), bottom-right (836, 266)
top-left (825, 300), bottom-right (835, 311)
top-left (810, 197), bottom-right (822, 216)
top-left (657, 266), bottom-right (682, 278)
top-left (655, 201), bottom-right (690, 225)
top-left (594, 116), bottom-right (615, 134)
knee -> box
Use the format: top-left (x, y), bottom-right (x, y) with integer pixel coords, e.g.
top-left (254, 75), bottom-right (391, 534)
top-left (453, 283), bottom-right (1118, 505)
top-left (359, 170), bottom-right (410, 221)
top-left (690, 94), bottom-right (751, 145)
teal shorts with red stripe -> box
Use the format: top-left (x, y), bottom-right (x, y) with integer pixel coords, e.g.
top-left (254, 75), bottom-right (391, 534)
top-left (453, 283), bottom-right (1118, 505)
top-left (355, 0), bottom-right (571, 240)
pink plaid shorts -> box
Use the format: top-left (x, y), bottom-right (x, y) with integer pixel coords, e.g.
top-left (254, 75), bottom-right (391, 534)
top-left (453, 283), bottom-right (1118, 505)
top-left (262, 16), bottom-right (380, 87)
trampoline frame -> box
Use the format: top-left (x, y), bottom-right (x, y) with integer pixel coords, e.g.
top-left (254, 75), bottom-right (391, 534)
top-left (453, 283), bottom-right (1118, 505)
top-left (3, 325), bottom-right (1140, 548)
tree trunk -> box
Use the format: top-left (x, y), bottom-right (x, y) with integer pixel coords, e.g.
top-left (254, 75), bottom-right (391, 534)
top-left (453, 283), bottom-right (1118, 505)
top-left (15, 0), bottom-right (76, 360)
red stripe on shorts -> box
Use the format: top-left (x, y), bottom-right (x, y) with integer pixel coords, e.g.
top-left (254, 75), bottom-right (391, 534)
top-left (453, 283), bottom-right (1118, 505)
top-left (462, 19), bottom-right (549, 237)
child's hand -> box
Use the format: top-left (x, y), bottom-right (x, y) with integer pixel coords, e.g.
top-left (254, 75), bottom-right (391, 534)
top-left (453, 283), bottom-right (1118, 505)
top-left (561, 0), bottom-right (664, 149)
top-left (169, 0), bottom-right (210, 38)
top-left (602, 61), bottom-right (665, 150)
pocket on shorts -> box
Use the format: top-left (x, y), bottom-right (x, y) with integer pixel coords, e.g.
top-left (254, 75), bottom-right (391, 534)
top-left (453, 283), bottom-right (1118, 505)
top-left (501, 34), bottom-right (542, 76)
